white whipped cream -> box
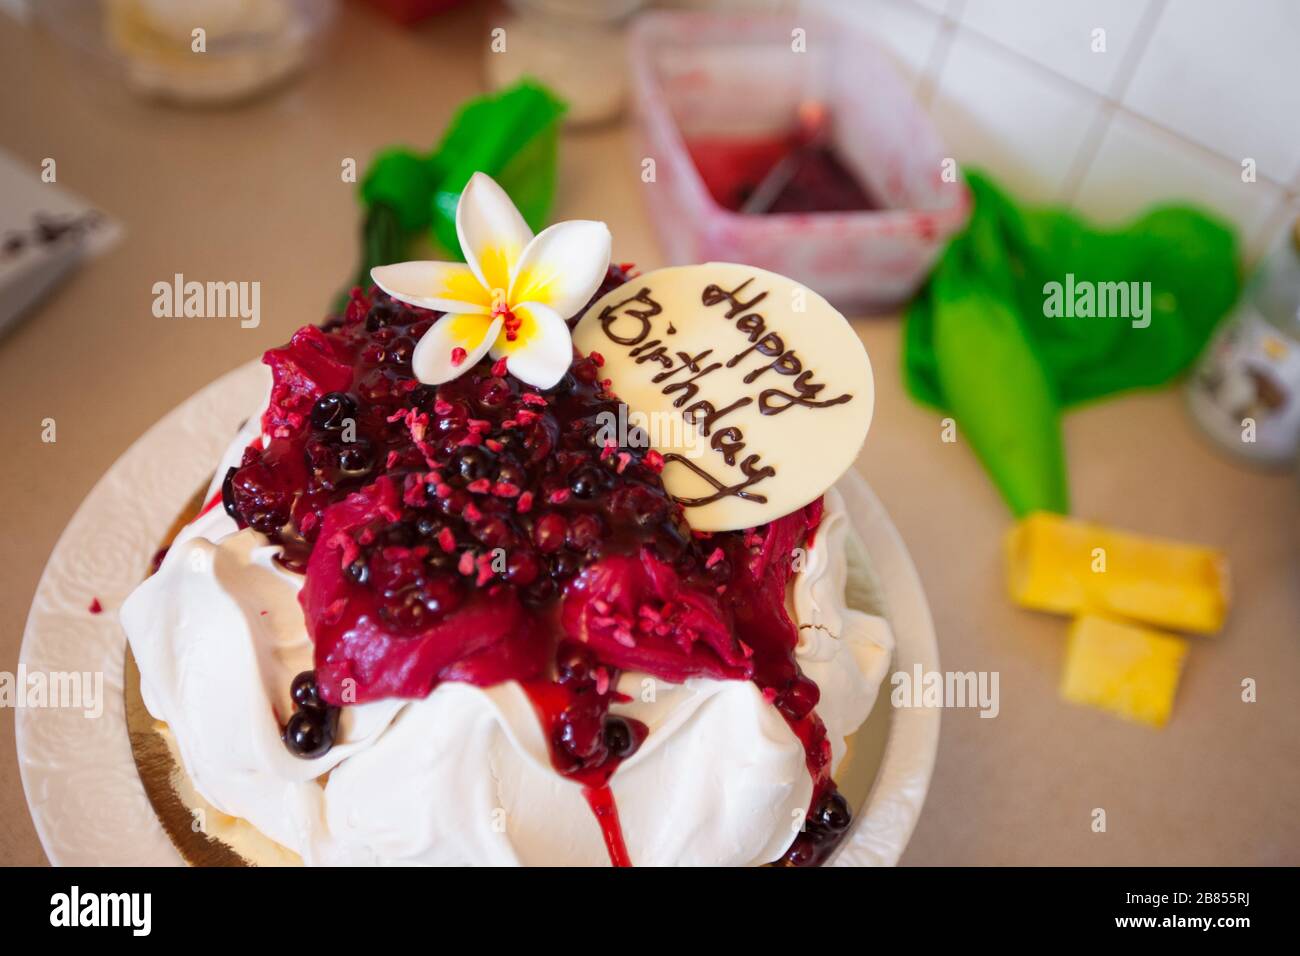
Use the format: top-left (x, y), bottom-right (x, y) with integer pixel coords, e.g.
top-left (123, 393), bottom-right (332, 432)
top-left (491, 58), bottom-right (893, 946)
top-left (122, 419), bottom-right (893, 866)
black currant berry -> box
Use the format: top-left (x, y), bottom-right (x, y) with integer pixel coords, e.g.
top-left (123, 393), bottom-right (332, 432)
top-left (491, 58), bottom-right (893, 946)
top-left (283, 707), bottom-right (338, 759)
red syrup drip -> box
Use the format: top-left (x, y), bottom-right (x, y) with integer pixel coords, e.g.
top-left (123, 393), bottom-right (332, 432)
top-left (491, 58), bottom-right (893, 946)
top-left (222, 272), bottom-right (849, 866)
top-left (522, 676), bottom-right (643, 867)
top-left (583, 784), bottom-right (631, 868)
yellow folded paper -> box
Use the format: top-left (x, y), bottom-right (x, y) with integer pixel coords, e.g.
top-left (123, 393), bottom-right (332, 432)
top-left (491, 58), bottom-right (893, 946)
top-left (1061, 614), bottom-right (1189, 727)
top-left (1006, 512), bottom-right (1228, 634)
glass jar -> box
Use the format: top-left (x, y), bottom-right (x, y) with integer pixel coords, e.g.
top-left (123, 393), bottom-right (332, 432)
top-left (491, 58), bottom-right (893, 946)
top-left (1187, 217), bottom-right (1300, 468)
top-left (484, 0), bottom-right (646, 126)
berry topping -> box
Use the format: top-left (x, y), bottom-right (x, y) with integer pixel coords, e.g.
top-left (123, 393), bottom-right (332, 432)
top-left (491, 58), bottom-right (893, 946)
top-left (231, 266), bottom-right (846, 863)
top-left (776, 786), bottom-right (853, 867)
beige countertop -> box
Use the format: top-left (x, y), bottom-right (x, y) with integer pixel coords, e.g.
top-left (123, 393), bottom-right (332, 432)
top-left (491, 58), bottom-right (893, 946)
top-left (2, 4), bottom-right (1297, 866)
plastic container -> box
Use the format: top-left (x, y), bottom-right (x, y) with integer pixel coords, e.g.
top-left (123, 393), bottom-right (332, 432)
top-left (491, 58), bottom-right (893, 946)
top-left (627, 11), bottom-right (969, 313)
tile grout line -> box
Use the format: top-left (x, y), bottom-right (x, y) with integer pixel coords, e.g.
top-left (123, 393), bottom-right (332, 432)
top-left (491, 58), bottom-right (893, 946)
top-left (1058, 106), bottom-right (1114, 207)
top-left (914, 4), bottom-right (959, 109)
top-left (1247, 191), bottom-right (1297, 261)
top-left (1108, 0), bottom-right (1168, 103)
top-left (1060, 0), bottom-right (1169, 203)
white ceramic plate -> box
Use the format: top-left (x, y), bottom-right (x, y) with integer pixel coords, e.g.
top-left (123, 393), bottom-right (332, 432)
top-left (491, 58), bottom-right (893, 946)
top-left (16, 360), bottom-right (940, 866)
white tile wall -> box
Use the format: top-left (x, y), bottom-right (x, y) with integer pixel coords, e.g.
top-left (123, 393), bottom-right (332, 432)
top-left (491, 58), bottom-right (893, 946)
top-left (800, 0), bottom-right (1300, 261)
top-left (960, 0), bottom-right (1153, 95)
top-left (1123, 0), bottom-right (1300, 184)
top-left (930, 30), bottom-right (1103, 203)
top-left (1074, 113), bottom-right (1284, 257)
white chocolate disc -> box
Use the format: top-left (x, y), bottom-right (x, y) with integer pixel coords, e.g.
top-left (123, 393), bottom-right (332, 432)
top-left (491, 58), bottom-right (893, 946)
top-left (573, 263), bottom-right (874, 531)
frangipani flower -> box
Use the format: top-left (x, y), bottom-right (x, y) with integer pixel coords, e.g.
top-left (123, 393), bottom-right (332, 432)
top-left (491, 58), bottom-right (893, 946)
top-left (371, 172), bottom-right (611, 390)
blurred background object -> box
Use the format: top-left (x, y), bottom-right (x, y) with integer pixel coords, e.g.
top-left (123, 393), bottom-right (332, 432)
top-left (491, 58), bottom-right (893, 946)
top-left (0, 150), bottom-right (121, 338)
top-left (1187, 217), bottom-right (1300, 467)
top-left (805, 0), bottom-right (1298, 264)
top-left (35, 0), bottom-right (337, 106)
top-left (628, 8), bottom-right (968, 312)
top-left (359, 0), bottom-right (467, 25)
top-left (485, 0), bottom-right (645, 126)
top-left (906, 170), bottom-right (1240, 515)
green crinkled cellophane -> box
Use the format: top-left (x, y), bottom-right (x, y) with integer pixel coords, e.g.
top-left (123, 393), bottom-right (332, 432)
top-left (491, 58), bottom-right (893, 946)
top-left (904, 170), bottom-right (1241, 517)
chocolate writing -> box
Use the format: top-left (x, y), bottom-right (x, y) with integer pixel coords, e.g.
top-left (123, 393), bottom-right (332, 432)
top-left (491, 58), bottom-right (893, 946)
top-left (702, 278), bottom-right (853, 415)
top-left (597, 287), bottom-right (663, 345)
top-left (592, 275), bottom-right (853, 509)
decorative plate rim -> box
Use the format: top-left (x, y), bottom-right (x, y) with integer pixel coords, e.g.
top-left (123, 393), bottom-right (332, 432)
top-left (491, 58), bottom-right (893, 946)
top-left (16, 359), bottom-right (940, 867)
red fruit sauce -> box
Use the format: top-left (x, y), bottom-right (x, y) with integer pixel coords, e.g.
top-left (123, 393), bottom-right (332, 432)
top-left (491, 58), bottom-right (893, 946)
top-left (686, 134), bottom-right (877, 215)
top-left (221, 268), bottom-right (851, 866)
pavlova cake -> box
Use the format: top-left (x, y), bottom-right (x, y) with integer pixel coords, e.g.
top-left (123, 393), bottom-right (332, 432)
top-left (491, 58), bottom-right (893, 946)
top-left (121, 174), bottom-right (893, 866)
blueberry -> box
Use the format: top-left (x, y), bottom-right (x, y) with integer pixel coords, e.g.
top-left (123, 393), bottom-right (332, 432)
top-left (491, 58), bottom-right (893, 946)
top-left (813, 790), bottom-right (852, 833)
top-left (365, 302), bottom-right (398, 332)
top-left (310, 392), bottom-right (357, 431)
top-left (388, 337), bottom-right (415, 365)
top-left (290, 670), bottom-right (323, 710)
top-left (379, 579), bottom-right (463, 631)
top-left (494, 430), bottom-right (525, 454)
top-left (550, 552), bottom-right (581, 579)
top-left (452, 445), bottom-right (495, 482)
top-left (495, 459), bottom-right (526, 489)
top-left (569, 466), bottom-right (608, 500)
top-left (780, 833), bottom-right (820, 867)
top-left (336, 438), bottom-right (375, 478)
top-left (344, 557), bottom-right (370, 586)
top-left (603, 717), bottom-right (635, 757)
top-left (221, 466), bottom-right (238, 519)
top-left (283, 707), bottom-right (338, 758)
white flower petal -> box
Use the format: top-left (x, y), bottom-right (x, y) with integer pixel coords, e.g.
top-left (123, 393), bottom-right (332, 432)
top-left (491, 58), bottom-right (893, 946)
top-left (489, 302), bottom-right (572, 389)
top-left (455, 172), bottom-right (533, 301)
top-left (509, 220), bottom-right (612, 319)
top-left (371, 261), bottom-right (492, 314)
top-left (411, 313), bottom-right (504, 385)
